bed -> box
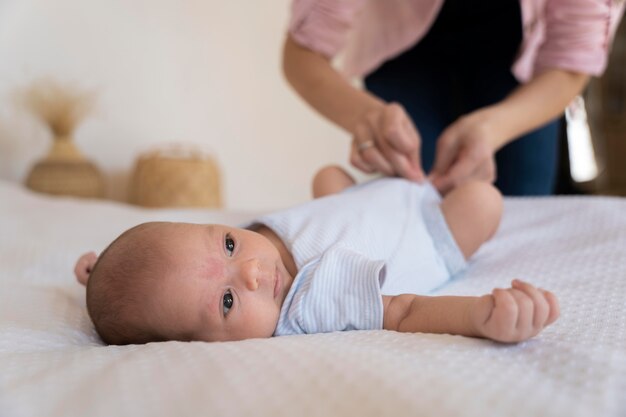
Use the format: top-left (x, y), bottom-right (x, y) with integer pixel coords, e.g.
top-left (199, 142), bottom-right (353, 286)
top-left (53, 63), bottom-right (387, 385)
top-left (1, 179), bottom-right (625, 417)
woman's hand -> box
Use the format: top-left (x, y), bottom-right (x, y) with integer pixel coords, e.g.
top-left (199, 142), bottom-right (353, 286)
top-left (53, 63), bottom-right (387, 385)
top-left (350, 102), bottom-right (425, 182)
top-left (429, 69), bottom-right (590, 195)
top-left (429, 109), bottom-right (500, 195)
top-left (470, 280), bottom-right (560, 343)
top-left (283, 37), bottom-right (423, 182)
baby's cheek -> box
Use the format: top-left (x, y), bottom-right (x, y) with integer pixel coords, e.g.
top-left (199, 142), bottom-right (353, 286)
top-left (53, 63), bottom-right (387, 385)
top-left (241, 304), bottom-right (280, 339)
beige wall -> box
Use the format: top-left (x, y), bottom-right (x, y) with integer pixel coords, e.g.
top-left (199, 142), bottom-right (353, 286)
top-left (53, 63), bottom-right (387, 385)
top-left (0, 0), bottom-right (349, 211)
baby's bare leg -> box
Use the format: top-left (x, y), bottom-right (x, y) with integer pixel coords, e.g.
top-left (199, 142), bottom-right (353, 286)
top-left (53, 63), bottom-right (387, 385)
top-left (312, 165), bottom-right (356, 198)
top-left (440, 181), bottom-right (502, 259)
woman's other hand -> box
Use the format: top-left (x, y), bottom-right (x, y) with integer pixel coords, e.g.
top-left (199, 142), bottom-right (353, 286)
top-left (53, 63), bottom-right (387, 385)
top-left (350, 102), bottom-right (425, 182)
top-left (429, 109), bottom-right (499, 195)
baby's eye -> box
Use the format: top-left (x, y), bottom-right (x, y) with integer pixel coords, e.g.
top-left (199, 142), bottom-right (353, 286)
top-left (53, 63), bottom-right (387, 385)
top-left (225, 233), bottom-right (235, 256)
top-left (223, 290), bottom-right (234, 316)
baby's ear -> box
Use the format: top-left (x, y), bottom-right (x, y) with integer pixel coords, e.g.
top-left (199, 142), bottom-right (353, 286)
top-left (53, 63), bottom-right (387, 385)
top-left (74, 252), bottom-right (98, 286)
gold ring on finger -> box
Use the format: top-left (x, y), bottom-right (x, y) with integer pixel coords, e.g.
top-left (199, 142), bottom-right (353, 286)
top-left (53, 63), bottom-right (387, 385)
top-left (357, 140), bottom-right (375, 152)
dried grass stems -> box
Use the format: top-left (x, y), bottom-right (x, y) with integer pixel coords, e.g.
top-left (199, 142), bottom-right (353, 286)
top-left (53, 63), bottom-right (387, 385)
top-left (18, 80), bottom-right (105, 198)
top-left (15, 78), bottom-right (95, 138)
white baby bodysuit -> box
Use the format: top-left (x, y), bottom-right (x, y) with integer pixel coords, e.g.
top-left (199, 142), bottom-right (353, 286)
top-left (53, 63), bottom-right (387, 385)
top-left (249, 178), bottom-right (466, 336)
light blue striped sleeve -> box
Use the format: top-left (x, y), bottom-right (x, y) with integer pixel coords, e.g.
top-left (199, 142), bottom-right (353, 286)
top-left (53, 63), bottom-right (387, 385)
top-left (274, 245), bottom-right (386, 336)
top-left (421, 184), bottom-right (467, 277)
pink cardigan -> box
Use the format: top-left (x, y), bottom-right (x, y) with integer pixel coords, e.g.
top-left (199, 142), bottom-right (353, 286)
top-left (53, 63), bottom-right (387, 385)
top-left (288, 0), bottom-right (626, 82)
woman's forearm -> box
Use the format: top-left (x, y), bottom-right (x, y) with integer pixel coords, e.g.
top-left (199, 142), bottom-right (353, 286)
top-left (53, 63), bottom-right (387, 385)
top-left (282, 35), bottom-right (383, 132)
top-left (486, 69), bottom-right (590, 150)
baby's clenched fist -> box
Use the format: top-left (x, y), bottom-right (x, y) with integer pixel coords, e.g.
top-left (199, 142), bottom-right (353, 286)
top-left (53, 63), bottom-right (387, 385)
top-left (470, 279), bottom-right (560, 343)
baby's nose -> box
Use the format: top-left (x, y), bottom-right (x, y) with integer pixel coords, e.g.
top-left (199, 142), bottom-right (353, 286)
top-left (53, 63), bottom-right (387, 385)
top-left (240, 260), bottom-right (259, 291)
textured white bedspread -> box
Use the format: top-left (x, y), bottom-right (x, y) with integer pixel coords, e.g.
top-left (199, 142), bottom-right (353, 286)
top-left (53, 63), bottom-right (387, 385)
top-left (1, 180), bottom-right (625, 417)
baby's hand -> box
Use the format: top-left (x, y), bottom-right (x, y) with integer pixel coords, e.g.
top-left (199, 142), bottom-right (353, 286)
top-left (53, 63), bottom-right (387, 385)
top-left (470, 280), bottom-right (560, 343)
top-left (74, 251), bottom-right (98, 286)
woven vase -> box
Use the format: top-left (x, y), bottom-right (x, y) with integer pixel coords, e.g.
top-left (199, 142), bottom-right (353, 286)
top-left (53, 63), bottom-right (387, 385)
top-left (25, 135), bottom-right (105, 198)
top-left (129, 146), bottom-right (222, 208)
top-left (19, 78), bottom-right (103, 199)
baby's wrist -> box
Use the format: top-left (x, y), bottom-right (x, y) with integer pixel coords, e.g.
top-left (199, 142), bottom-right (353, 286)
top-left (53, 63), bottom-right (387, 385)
top-left (467, 295), bottom-right (493, 338)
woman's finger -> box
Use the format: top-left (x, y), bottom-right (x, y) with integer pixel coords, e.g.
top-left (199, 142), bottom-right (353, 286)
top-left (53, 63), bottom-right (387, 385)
top-left (373, 121), bottom-right (420, 180)
top-left (430, 125), bottom-right (460, 180)
top-left (474, 156), bottom-right (497, 184)
top-left (350, 138), bottom-right (376, 173)
top-left (358, 115), bottom-right (395, 176)
top-left (350, 125), bottom-right (377, 173)
top-left (401, 118), bottom-right (425, 181)
top-left (380, 104), bottom-right (425, 181)
top-left (432, 147), bottom-right (477, 194)
top-left (382, 104), bottom-right (418, 153)
top-left (361, 146), bottom-right (394, 175)
top-left (354, 126), bottom-right (395, 175)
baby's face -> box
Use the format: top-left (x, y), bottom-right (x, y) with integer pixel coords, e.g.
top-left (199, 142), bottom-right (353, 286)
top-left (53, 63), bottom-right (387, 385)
top-left (149, 223), bottom-right (294, 342)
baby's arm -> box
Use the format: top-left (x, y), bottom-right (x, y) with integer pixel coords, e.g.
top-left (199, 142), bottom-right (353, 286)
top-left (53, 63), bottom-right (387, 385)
top-left (382, 280), bottom-right (559, 343)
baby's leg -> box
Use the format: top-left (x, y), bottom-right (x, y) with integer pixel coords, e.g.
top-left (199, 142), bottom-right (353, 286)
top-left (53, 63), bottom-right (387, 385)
top-left (312, 165), bottom-right (356, 198)
top-left (440, 181), bottom-right (502, 259)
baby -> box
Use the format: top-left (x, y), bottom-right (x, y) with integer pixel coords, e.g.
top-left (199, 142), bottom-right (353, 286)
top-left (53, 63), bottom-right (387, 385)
top-left (75, 166), bottom-right (559, 345)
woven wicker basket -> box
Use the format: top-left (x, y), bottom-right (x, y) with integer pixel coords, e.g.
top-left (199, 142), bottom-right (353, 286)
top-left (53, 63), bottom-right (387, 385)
top-left (129, 146), bottom-right (222, 208)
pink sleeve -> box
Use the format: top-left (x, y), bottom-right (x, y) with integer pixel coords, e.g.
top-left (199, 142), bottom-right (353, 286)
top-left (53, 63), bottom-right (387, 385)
top-left (534, 0), bottom-right (626, 76)
top-left (288, 0), bottom-right (367, 58)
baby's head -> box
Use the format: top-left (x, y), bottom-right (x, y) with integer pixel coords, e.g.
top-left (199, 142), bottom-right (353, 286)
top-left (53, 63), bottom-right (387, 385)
top-left (79, 222), bottom-right (293, 345)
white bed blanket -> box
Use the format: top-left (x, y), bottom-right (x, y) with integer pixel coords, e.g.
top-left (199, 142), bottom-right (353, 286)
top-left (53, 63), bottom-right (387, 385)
top-left (1, 180), bottom-right (625, 417)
